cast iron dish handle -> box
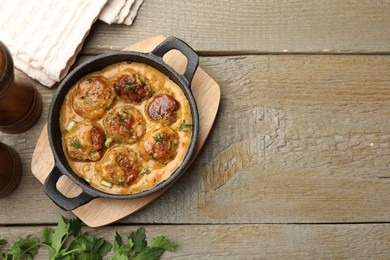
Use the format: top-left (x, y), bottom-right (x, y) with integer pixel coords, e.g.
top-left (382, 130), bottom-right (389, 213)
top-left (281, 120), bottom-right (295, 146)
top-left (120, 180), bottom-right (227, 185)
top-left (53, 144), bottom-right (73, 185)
top-left (44, 166), bottom-right (94, 211)
top-left (151, 36), bottom-right (199, 86)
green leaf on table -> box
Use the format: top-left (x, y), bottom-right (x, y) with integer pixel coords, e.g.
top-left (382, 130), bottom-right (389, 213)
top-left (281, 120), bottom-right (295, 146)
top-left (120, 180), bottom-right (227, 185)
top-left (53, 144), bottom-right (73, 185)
top-left (114, 227), bottom-right (179, 260)
top-left (1, 235), bottom-right (40, 260)
top-left (65, 217), bottom-right (82, 237)
top-left (128, 227), bottom-right (147, 257)
top-left (41, 216), bottom-right (72, 258)
top-left (112, 232), bottom-right (132, 260)
top-left (0, 239), bottom-right (6, 246)
top-left (65, 233), bottom-right (112, 259)
top-left (133, 247), bottom-right (165, 260)
top-left (0, 217), bottom-right (177, 260)
top-left (150, 236), bottom-right (178, 251)
top-left (41, 216), bottom-right (111, 260)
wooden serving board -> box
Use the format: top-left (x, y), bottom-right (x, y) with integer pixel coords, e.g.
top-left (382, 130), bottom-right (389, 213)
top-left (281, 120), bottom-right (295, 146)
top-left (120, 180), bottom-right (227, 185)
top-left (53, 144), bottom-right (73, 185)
top-left (31, 36), bottom-right (220, 227)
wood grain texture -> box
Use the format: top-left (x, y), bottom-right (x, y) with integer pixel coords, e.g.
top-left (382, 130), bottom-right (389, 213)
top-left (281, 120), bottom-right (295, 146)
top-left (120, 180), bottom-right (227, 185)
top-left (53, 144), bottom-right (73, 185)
top-left (0, 224), bottom-right (389, 259)
top-left (82, 0), bottom-right (390, 54)
top-left (1, 55), bottom-right (389, 225)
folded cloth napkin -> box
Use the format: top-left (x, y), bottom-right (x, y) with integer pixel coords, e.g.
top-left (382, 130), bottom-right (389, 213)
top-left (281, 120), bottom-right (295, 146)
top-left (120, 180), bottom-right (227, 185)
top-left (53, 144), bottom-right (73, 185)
top-left (0, 0), bottom-right (143, 87)
top-left (99, 0), bottom-right (143, 25)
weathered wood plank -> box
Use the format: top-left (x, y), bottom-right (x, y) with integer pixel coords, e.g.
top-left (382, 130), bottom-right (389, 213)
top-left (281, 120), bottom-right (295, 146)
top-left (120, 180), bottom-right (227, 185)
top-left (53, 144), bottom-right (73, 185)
top-left (82, 0), bottom-right (390, 54)
top-left (0, 55), bottom-right (389, 224)
top-left (0, 224), bottom-right (389, 259)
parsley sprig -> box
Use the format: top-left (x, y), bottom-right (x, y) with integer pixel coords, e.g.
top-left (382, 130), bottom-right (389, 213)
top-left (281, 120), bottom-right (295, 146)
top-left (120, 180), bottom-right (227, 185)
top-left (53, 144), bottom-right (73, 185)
top-left (41, 217), bottom-right (112, 260)
top-left (1, 235), bottom-right (40, 260)
top-left (0, 217), bottom-right (178, 260)
top-left (112, 227), bottom-right (178, 260)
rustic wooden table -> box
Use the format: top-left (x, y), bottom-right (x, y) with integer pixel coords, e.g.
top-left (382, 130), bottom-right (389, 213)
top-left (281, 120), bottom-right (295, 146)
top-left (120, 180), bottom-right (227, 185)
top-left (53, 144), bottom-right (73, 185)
top-left (1, 1), bottom-right (389, 258)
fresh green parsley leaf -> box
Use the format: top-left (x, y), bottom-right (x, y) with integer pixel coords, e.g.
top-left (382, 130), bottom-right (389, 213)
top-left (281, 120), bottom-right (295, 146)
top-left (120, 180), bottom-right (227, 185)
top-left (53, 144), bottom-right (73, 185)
top-left (2, 235), bottom-right (40, 260)
top-left (65, 218), bottom-right (82, 237)
top-left (125, 83), bottom-right (136, 91)
top-left (0, 218), bottom-right (176, 260)
top-left (64, 233), bottom-right (112, 259)
top-left (41, 217), bottom-right (72, 258)
top-left (129, 227), bottom-right (147, 257)
top-left (132, 247), bottom-right (165, 260)
top-left (112, 232), bottom-right (132, 260)
top-left (150, 236), bottom-right (178, 251)
top-left (0, 238), bottom-right (6, 246)
top-left (41, 217), bottom-right (111, 260)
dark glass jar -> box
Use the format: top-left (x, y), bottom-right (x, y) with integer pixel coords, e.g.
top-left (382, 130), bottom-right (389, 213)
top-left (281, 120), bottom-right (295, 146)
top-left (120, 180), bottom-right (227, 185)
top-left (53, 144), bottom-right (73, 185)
top-left (0, 41), bottom-right (42, 133)
top-left (0, 142), bottom-right (22, 197)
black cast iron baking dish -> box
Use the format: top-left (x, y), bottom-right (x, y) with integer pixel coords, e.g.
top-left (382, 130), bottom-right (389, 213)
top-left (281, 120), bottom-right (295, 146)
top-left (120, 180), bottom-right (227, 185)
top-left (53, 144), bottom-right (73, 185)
top-left (45, 36), bottom-right (199, 211)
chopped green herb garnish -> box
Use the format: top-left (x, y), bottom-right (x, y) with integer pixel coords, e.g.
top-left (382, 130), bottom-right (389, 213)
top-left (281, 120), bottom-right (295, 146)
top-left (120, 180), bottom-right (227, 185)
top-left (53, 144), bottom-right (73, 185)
top-left (125, 129), bottom-right (131, 134)
top-left (71, 139), bottom-right (81, 149)
top-left (117, 179), bottom-right (125, 185)
top-left (101, 180), bottom-right (113, 188)
top-left (65, 121), bottom-right (76, 131)
top-left (182, 121), bottom-right (193, 127)
top-left (81, 90), bottom-right (90, 99)
top-left (154, 133), bottom-right (166, 142)
top-left (116, 156), bottom-right (123, 162)
top-left (85, 99), bottom-right (94, 106)
top-left (140, 167), bottom-right (149, 175)
top-left (125, 83), bottom-right (136, 91)
top-left (89, 151), bottom-right (100, 160)
top-left (105, 137), bottom-right (113, 148)
top-left (180, 120), bottom-right (193, 132)
top-left (168, 141), bottom-right (173, 150)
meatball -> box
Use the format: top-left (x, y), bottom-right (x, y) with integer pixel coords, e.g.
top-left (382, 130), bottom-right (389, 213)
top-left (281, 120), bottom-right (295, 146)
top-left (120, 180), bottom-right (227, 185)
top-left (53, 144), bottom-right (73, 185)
top-left (103, 105), bottom-right (146, 144)
top-left (113, 69), bottom-right (153, 103)
top-left (72, 75), bottom-right (115, 120)
top-left (140, 125), bottom-right (179, 164)
top-left (95, 146), bottom-right (141, 186)
top-left (145, 93), bottom-right (179, 125)
top-left (63, 120), bottom-right (106, 161)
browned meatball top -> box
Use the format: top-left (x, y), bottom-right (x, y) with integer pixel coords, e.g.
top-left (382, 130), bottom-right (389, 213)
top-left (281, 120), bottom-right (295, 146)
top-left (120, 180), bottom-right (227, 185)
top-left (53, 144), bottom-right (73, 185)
top-left (95, 146), bottom-right (141, 186)
top-left (113, 70), bottom-right (153, 103)
top-left (146, 93), bottom-right (179, 125)
top-left (72, 75), bottom-right (115, 120)
top-left (103, 105), bottom-right (146, 144)
top-left (63, 120), bottom-right (106, 161)
top-left (140, 125), bottom-right (179, 164)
